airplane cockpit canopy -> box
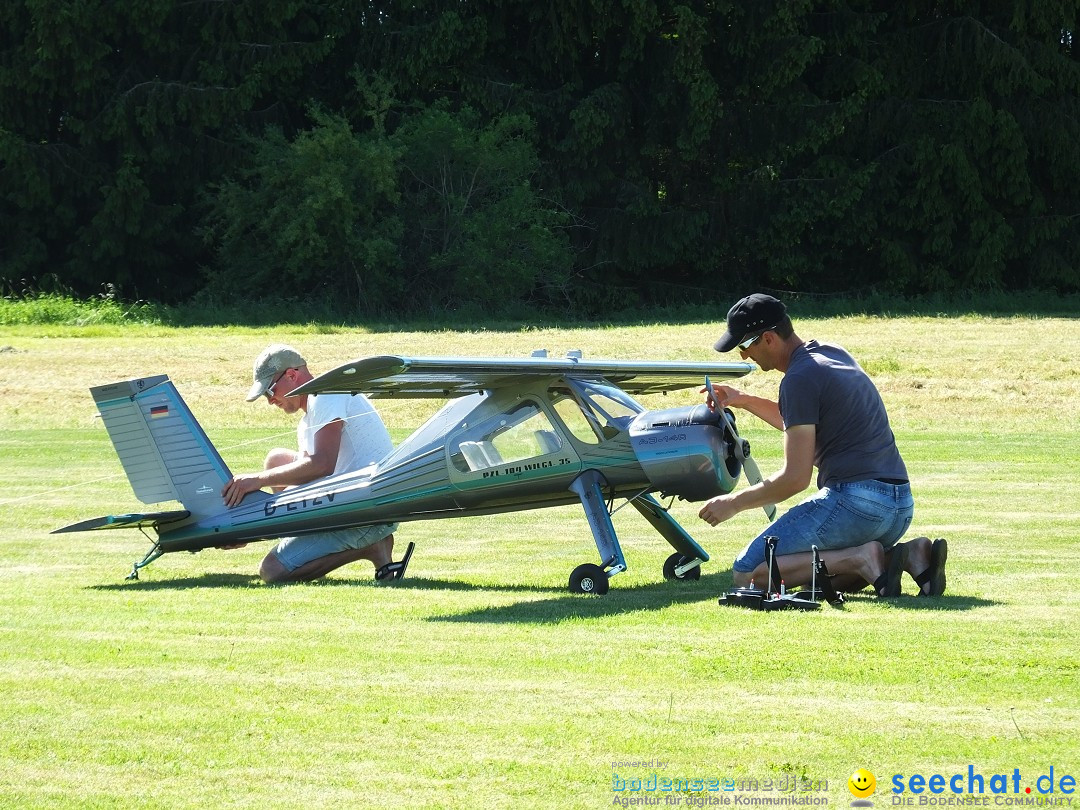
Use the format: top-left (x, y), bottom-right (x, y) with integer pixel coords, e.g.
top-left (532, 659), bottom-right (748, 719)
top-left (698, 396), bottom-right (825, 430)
top-left (558, 378), bottom-right (643, 441)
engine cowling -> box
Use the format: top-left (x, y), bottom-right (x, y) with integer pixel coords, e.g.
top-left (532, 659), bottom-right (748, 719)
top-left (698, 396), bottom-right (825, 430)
top-left (628, 405), bottom-right (742, 501)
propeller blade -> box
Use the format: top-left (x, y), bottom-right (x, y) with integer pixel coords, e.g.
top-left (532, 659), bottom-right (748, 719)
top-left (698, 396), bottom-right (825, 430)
top-left (742, 454), bottom-right (777, 521)
top-left (715, 403), bottom-right (777, 522)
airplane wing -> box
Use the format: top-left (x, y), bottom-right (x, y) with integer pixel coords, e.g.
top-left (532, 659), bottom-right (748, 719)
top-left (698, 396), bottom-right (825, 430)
top-left (290, 355), bottom-right (755, 399)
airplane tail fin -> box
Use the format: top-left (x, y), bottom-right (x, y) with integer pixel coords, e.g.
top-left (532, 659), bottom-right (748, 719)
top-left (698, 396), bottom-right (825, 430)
top-left (90, 375), bottom-right (231, 522)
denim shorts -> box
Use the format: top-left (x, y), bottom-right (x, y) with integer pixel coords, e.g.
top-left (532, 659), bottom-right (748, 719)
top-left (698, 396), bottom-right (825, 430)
top-left (271, 523), bottom-right (398, 572)
top-left (732, 481), bottom-right (913, 573)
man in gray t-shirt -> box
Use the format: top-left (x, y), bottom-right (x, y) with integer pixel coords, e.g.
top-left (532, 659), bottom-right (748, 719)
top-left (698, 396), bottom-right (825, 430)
top-left (780, 340), bottom-right (907, 489)
top-left (699, 294), bottom-right (947, 597)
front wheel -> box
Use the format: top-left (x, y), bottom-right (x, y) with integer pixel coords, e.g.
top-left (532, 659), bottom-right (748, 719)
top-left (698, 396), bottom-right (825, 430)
top-left (663, 553), bottom-right (702, 581)
top-left (569, 563), bottom-right (609, 595)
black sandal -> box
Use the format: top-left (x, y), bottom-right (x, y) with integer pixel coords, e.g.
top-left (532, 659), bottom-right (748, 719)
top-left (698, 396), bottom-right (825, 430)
top-left (375, 542), bottom-right (415, 582)
top-left (913, 538), bottom-right (947, 596)
top-left (873, 541), bottom-right (908, 597)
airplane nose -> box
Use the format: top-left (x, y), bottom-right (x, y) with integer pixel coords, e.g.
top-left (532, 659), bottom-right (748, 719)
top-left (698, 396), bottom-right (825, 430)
top-left (628, 405), bottom-right (741, 501)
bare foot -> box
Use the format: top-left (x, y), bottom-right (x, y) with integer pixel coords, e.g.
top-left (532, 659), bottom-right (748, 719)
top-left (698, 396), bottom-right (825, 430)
top-left (903, 536), bottom-right (933, 594)
top-left (858, 541), bottom-right (887, 588)
top-left (367, 534), bottom-right (395, 571)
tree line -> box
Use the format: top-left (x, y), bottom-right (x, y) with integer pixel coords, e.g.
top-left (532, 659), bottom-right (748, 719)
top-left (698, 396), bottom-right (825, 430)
top-left (2, 2), bottom-right (1078, 316)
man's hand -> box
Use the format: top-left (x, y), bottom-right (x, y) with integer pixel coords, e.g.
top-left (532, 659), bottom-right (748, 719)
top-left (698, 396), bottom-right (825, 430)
top-left (702, 383), bottom-right (744, 411)
top-left (699, 494), bottom-right (740, 526)
top-left (699, 424), bottom-right (816, 529)
top-left (222, 474), bottom-right (264, 508)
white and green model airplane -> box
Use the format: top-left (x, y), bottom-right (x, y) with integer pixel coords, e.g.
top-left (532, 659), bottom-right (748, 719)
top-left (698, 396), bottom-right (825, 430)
top-left (55, 352), bottom-right (775, 594)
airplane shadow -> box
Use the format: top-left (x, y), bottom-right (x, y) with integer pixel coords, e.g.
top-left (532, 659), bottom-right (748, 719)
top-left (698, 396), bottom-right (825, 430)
top-left (430, 575), bottom-right (727, 624)
top-left (382, 577), bottom-right (564, 595)
top-left (431, 578), bottom-right (1002, 624)
top-left (88, 573), bottom-right (565, 595)
top-left (89, 573), bottom-right (264, 591)
top-left (90, 574), bottom-right (1001, 618)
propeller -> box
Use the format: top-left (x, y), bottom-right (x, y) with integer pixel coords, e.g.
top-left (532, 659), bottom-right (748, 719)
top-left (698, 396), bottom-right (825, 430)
top-left (705, 376), bottom-right (777, 522)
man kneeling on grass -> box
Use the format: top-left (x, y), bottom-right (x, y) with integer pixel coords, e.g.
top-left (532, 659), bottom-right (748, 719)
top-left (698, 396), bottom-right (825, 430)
top-left (220, 343), bottom-right (413, 584)
top-left (699, 294), bottom-right (947, 597)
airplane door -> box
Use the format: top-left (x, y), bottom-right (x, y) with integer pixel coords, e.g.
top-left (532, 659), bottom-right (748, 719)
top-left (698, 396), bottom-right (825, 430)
top-left (447, 396), bottom-right (581, 489)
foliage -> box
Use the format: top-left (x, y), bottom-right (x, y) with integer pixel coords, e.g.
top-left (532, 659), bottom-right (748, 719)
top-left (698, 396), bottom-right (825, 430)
top-left (1, 2), bottom-right (1078, 314)
top-left (0, 0), bottom-right (334, 300)
top-left (0, 281), bottom-right (161, 326)
top-left (851, 6), bottom-right (1080, 293)
top-left (390, 104), bottom-right (574, 311)
top-left (198, 109), bottom-right (406, 311)
top-left (3, 281), bottom-right (1076, 331)
top-left (200, 102), bottom-right (573, 315)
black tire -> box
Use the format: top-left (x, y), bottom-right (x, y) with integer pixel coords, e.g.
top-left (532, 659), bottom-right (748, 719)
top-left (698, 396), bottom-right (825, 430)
top-left (569, 563), bottom-right (609, 595)
top-left (663, 552), bottom-right (702, 581)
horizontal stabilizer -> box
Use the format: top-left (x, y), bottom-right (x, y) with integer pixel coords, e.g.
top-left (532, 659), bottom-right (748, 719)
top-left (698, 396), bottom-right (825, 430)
top-left (52, 510), bottom-right (191, 534)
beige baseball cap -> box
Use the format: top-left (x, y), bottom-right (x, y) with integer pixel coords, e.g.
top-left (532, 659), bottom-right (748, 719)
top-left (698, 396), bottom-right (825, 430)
top-left (246, 343), bottom-right (306, 401)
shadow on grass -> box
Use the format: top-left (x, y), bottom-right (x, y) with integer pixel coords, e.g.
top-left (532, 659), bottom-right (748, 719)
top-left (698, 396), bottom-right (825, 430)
top-left (430, 574), bottom-right (729, 624)
top-left (431, 575), bottom-right (1002, 624)
top-left (377, 577), bottom-right (565, 594)
top-left (89, 573), bottom-right (265, 590)
top-left (89, 572), bottom-right (1001, 619)
top-left (839, 592), bottom-right (1001, 610)
top-left (88, 573), bottom-right (566, 594)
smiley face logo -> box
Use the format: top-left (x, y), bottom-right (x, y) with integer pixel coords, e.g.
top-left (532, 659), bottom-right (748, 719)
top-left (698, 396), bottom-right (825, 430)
top-left (848, 769), bottom-right (876, 798)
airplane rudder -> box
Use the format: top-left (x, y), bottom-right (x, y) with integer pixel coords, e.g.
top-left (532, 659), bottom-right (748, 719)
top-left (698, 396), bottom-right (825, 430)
top-left (92, 375), bottom-right (231, 519)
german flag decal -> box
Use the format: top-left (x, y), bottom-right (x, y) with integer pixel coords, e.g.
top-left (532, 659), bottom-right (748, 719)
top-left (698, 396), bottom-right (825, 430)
top-left (150, 404), bottom-right (169, 418)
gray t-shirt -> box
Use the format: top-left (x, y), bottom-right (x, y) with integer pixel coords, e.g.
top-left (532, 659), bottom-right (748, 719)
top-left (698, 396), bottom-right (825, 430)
top-left (779, 340), bottom-right (907, 488)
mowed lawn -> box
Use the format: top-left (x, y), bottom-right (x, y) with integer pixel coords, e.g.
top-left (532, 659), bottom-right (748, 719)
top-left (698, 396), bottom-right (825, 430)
top-left (0, 315), bottom-right (1077, 809)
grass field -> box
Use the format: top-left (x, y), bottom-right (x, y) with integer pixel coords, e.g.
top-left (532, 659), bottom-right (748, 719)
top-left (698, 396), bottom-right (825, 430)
top-left (1, 315), bottom-right (1078, 809)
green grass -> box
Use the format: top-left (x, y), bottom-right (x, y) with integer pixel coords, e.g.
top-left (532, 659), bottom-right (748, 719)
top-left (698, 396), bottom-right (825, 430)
top-left (0, 316), bottom-right (1078, 808)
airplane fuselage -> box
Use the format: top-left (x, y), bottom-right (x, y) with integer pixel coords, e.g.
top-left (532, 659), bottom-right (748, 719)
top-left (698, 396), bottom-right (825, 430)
top-left (157, 381), bottom-right (740, 553)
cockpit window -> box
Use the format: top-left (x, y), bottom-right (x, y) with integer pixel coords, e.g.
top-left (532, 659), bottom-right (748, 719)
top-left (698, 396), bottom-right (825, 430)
top-left (549, 381), bottom-right (643, 443)
top-left (450, 400), bottom-right (563, 472)
top-left (549, 389), bottom-right (600, 444)
top-left (573, 381), bottom-right (640, 423)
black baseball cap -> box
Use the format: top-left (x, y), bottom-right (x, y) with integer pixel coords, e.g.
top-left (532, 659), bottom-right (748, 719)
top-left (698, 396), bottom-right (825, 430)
top-left (714, 293), bottom-right (787, 352)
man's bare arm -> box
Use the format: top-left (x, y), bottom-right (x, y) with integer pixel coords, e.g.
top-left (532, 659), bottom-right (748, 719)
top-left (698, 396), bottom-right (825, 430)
top-left (707, 384), bottom-right (784, 430)
top-left (698, 424), bottom-right (815, 525)
top-left (222, 419), bottom-right (344, 507)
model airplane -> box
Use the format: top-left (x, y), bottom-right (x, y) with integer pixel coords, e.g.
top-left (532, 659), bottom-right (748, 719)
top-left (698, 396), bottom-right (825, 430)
top-left (55, 352), bottom-right (776, 594)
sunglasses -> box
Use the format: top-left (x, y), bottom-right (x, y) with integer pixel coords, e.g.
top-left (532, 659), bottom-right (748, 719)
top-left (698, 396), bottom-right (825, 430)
top-left (737, 324), bottom-right (780, 350)
top-left (265, 369), bottom-right (292, 399)
top-left (737, 332), bottom-right (764, 350)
